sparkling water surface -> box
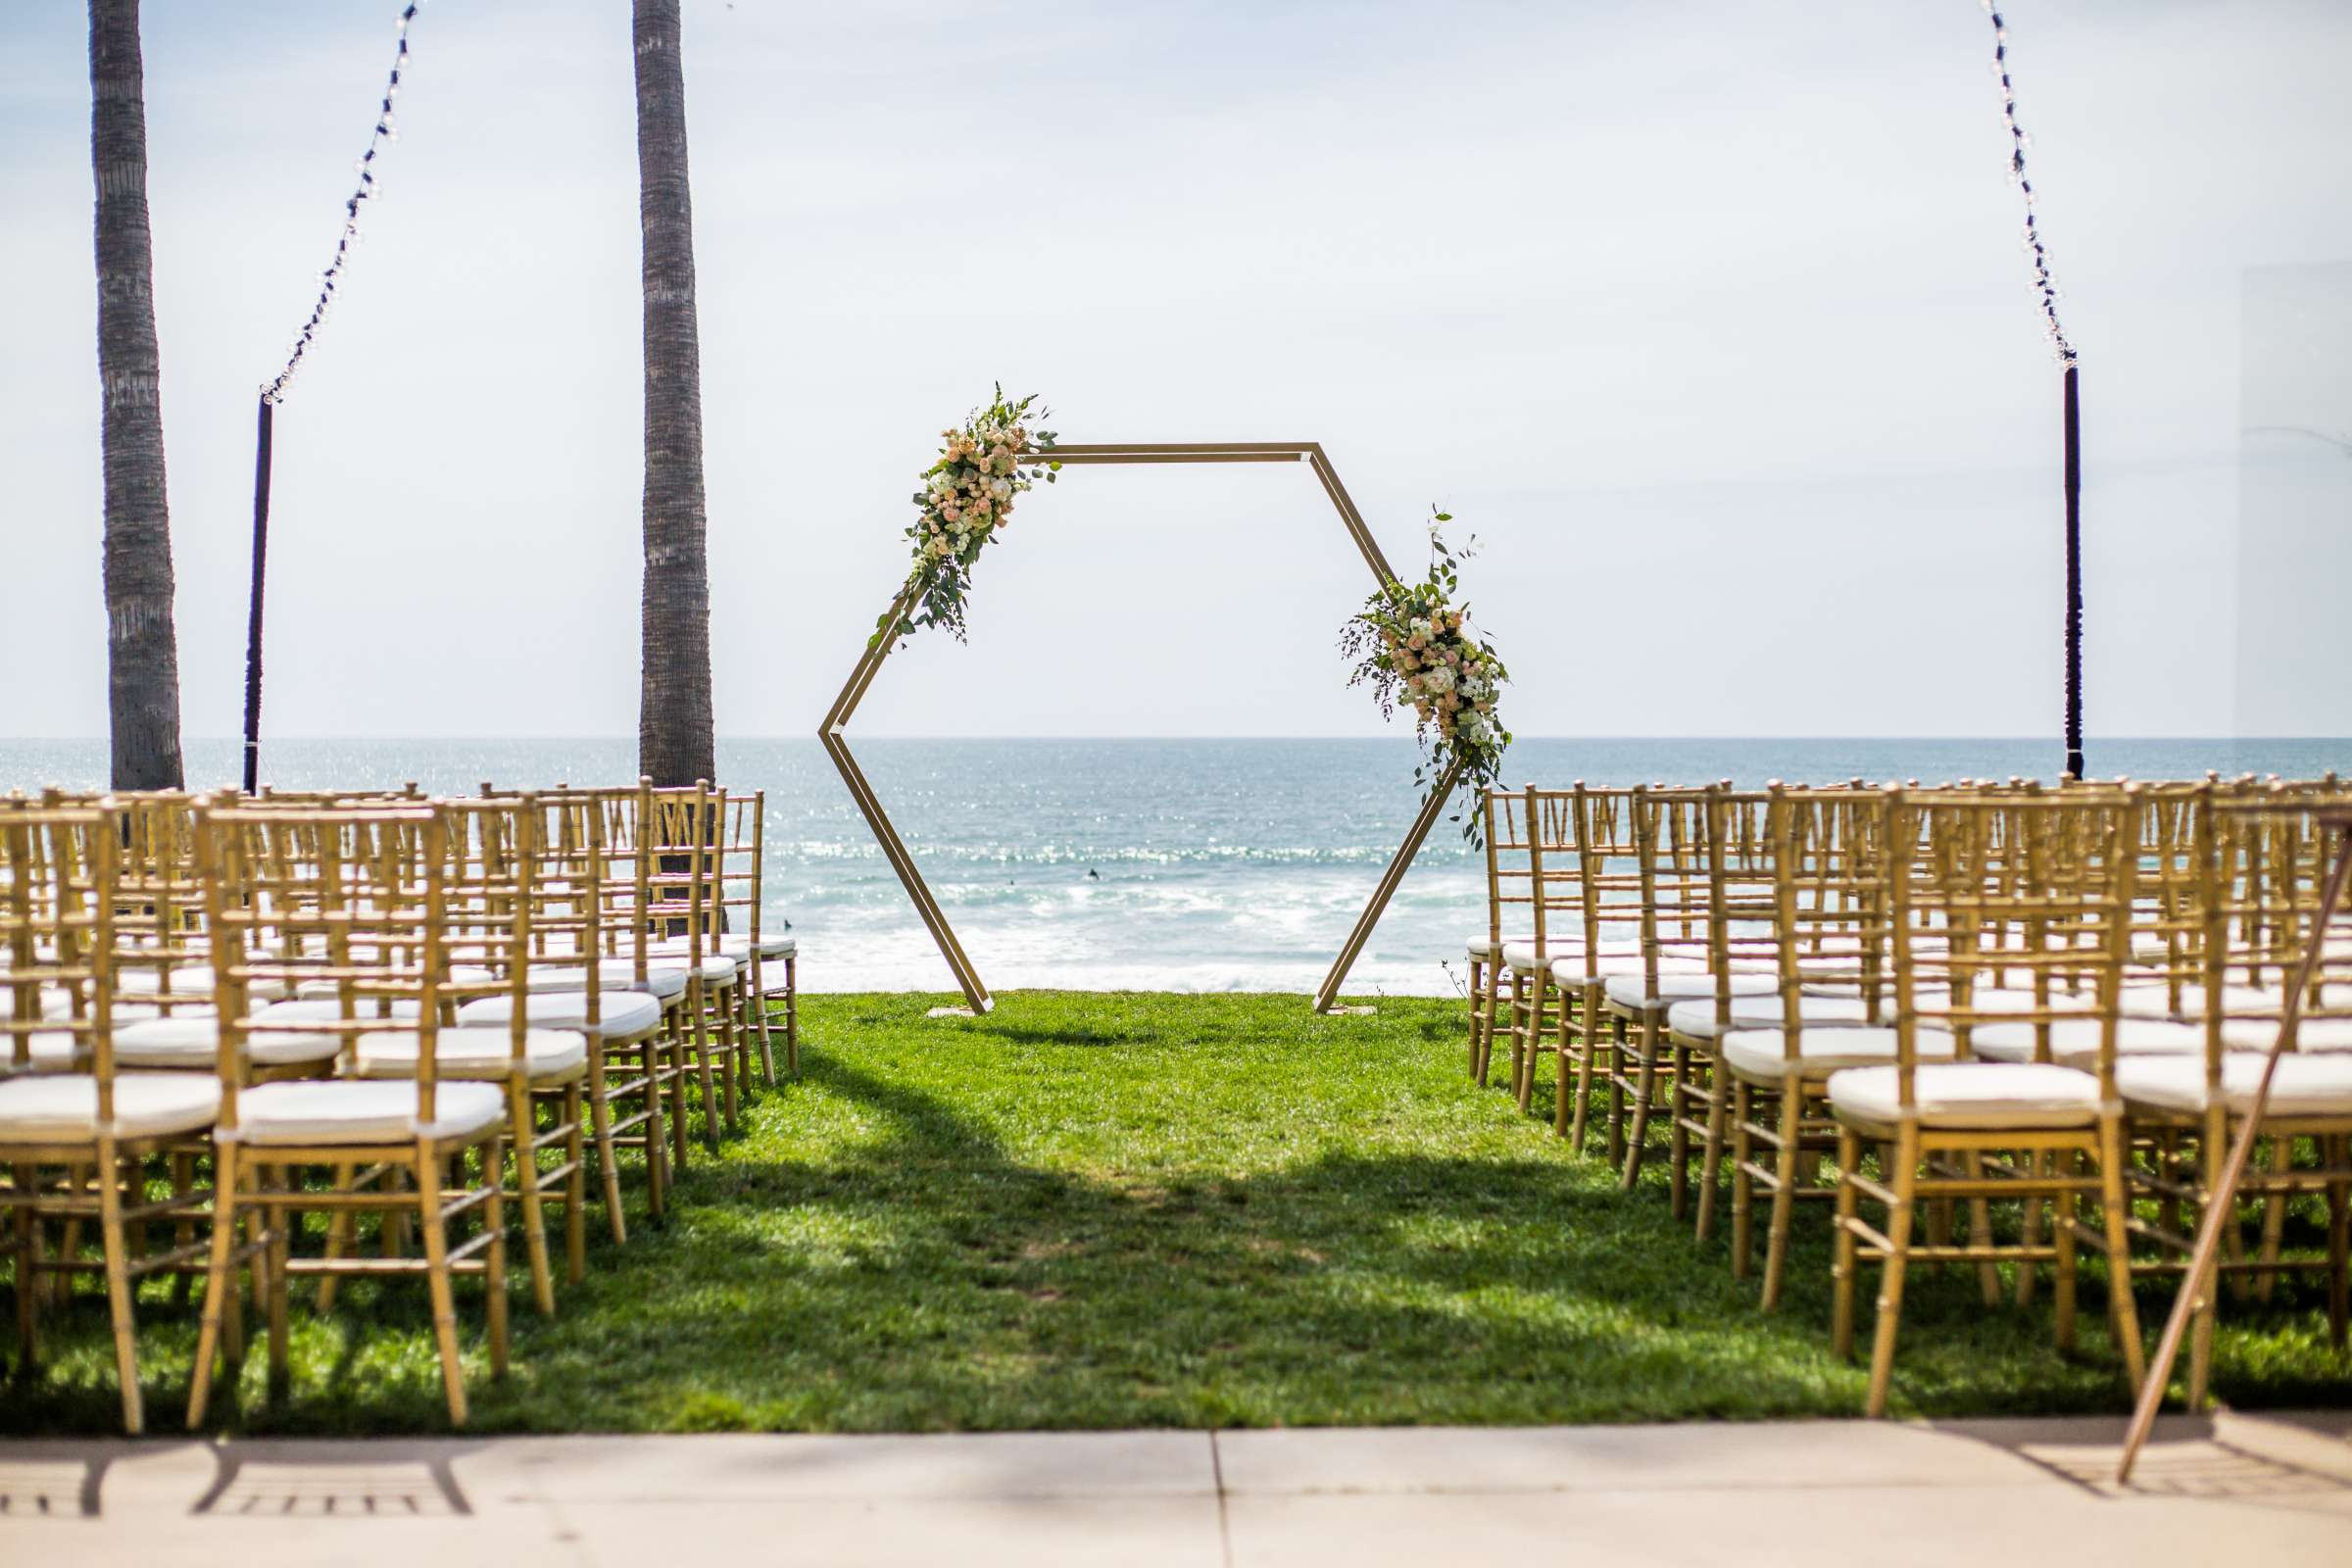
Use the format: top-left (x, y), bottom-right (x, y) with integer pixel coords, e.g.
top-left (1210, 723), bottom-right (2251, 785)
top-left (4, 737), bottom-right (2343, 997)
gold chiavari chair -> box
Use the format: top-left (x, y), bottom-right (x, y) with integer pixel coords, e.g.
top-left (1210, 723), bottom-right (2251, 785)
top-left (2109, 789), bottom-right (2352, 1410)
top-left (1465, 787), bottom-right (1531, 1085)
top-left (1550, 784), bottom-right (1652, 1154)
top-left (1650, 786), bottom-right (1783, 1222)
top-left (1510, 786), bottom-right (1644, 1125)
top-left (498, 781), bottom-right (698, 1182)
top-left (1705, 787), bottom-right (1917, 1303)
top-left (1829, 789), bottom-right (2148, 1417)
top-left (1495, 786), bottom-right (1564, 1111)
top-left (1, 800), bottom-right (230, 1433)
top-left (334, 798), bottom-right (596, 1316)
top-left (1608, 785), bottom-right (1774, 1190)
top-left (717, 791), bottom-right (789, 1086)
top-left (452, 794), bottom-right (675, 1242)
top-left (185, 801), bottom-right (512, 1429)
top-left (638, 779), bottom-right (742, 1149)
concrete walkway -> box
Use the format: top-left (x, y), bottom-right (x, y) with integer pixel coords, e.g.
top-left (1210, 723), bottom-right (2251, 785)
top-left (3, 1410), bottom-right (2349, 1566)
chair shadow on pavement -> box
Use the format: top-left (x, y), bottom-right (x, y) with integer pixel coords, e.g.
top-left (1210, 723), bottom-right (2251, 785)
top-left (187, 1438), bottom-right (483, 1516)
top-left (0, 1444), bottom-right (113, 1516)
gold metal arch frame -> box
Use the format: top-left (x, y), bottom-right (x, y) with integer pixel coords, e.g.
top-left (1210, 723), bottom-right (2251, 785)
top-left (818, 441), bottom-right (1469, 1015)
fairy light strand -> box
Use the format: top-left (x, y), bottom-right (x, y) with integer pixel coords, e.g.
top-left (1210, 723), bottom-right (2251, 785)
top-left (1984, 1), bottom-right (2074, 366)
top-left (260, 3), bottom-right (421, 404)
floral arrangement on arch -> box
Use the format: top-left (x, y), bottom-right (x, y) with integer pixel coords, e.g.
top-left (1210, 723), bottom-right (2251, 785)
top-left (1341, 512), bottom-right (1511, 839)
top-left (874, 387), bottom-right (1058, 648)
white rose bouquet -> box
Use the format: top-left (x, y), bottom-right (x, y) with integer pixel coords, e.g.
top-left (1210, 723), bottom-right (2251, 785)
top-left (1341, 511), bottom-right (1512, 841)
top-left (874, 386), bottom-right (1058, 648)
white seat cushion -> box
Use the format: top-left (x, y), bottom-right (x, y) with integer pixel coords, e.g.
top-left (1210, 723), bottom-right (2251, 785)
top-left (353, 1027), bottom-right (588, 1082)
top-left (1603, 970), bottom-right (1776, 1010)
top-left (293, 964), bottom-right (494, 1002)
top-left (0, 1073), bottom-right (220, 1143)
top-left (2116, 1054), bottom-right (2352, 1118)
top-left (1830, 1062), bottom-right (2102, 1130)
top-left (718, 933), bottom-right (795, 961)
top-left (116, 964), bottom-right (217, 997)
top-left (526, 958), bottom-right (689, 1002)
top-left (0, 1032), bottom-right (88, 1076)
top-left (456, 989), bottom-right (662, 1041)
top-left (1721, 1026), bottom-right (1959, 1081)
top-left (114, 1015), bottom-right (342, 1070)
top-left (0, 987), bottom-right (72, 1021)
top-left (2120, 981), bottom-right (2352, 1021)
top-left (1528, 942), bottom-right (1647, 976)
top-left (644, 943), bottom-right (741, 985)
top-left (229, 1079), bottom-right (506, 1147)
top-left (1666, 995), bottom-right (1875, 1040)
top-left (1970, 1015), bottom-right (2209, 1067)
top-left (258, 998), bottom-right (425, 1027)
top-left (2226, 1014), bottom-right (2352, 1053)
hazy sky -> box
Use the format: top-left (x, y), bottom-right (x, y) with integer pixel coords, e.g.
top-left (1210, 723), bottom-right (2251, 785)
top-left (4, 0), bottom-right (2347, 741)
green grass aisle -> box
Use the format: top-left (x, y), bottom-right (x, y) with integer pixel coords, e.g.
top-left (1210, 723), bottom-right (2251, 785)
top-left (8, 992), bottom-right (2348, 1433)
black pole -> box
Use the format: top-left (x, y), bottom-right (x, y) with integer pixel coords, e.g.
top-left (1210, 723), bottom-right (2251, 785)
top-left (2060, 368), bottom-right (2079, 785)
top-left (241, 395), bottom-right (273, 795)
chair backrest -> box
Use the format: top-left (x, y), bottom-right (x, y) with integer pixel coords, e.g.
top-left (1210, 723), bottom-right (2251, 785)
top-left (1480, 787), bottom-right (1532, 954)
top-left (2, 801), bottom-right (121, 1105)
top-left (721, 790), bottom-right (764, 954)
top-left (1887, 790), bottom-right (2142, 1104)
top-left (196, 800), bottom-right (458, 1132)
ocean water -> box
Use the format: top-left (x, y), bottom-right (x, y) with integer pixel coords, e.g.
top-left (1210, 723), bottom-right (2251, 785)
top-left (3, 737), bottom-right (2345, 997)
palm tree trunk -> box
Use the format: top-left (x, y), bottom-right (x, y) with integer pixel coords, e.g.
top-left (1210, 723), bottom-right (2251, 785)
top-left (88, 0), bottom-right (184, 791)
top-left (632, 0), bottom-right (714, 788)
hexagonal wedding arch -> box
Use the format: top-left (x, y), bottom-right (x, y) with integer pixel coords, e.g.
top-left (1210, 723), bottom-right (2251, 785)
top-left (818, 442), bottom-right (1467, 1015)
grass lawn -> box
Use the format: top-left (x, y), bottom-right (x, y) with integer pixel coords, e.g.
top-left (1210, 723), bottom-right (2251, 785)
top-left (6, 991), bottom-right (2348, 1434)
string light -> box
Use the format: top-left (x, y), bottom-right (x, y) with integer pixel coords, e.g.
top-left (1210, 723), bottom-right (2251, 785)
top-left (1983, 1), bottom-right (2074, 366)
top-left (260, 3), bottom-right (422, 404)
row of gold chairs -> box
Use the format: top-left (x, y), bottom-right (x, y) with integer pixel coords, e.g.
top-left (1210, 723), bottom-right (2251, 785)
top-left (1465, 775), bottom-right (2352, 1415)
top-left (0, 778), bottom-right (800, 1432)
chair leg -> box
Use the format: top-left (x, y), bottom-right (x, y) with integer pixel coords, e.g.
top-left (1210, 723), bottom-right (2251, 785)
top-left (1731, 1081), bottom-right (1754, 1280)
top-left (2016, 1149), bottom-right (2046, 1308)
top-left (1667, 1040), bottom-right (1691, 1220)
top-left (586, 1060), bottom-right (626, 1248)
top-left (1963, 1152), bottom-right (2002, 1307)
top-left (318, 1160), bottom-right (355, 1312)
top-left (1832, 1127), bottom-right (1861, 1359)
top-left (1605, 1013), bottom-right (1630, 1168)
top-left (185, 1145), bottom-right (243, 1430)
top-left (1514, 971), bottom-right (1546, 1113)
top-left (416, 1145), bottom-right (468, 1426)
top-left (1552, 1002), bottom-right (1577, 1140)
top-left (717, 990), bottom-right (742, 1133)
top-left (13, 1163), bottom-right (38, 1370)
top-left (2052, 1147), bottom-right (2079, 1354)
top-left (483, 1137), bottom-right (510, 1381)
top-left (1864, 1130), bottom-right (1921, 1418)
top-left (96, 1146), bottom-right (144, 1435)
top-left (2327, 1134), bottom-right (2350, 1352)
top-left (784, 956), bottom-right (799, 1078)
top-left (755, 966), bottom-right (779, 1089)
top-left (638, 1037), bottom-right (670, 1221)
top-left (266, 1166), bottom-right (292, 1402)
top-left (2096, 1115), bottom-right (2148, 1396)
top-left (1621, 1013), bottom-right (1660, 1191)
top-left (1696, 1067), bottom-right (1731, 1242)
top-left (1569, 998), bottom-right (1598, 1153)
top-left (510, 1087), bottom-right (556, 1317)
top-left (1761, 1086), bottom-right (1804, 1311)
top-left (2255, 1135), bottom-right (2295, 1305)
top-left (559, 1087), bottom-right (586, 1286)
top-left (689, 983), bottom-right (722, 1153)
top-left (1466, 958), bottom-right (1487, 1078)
